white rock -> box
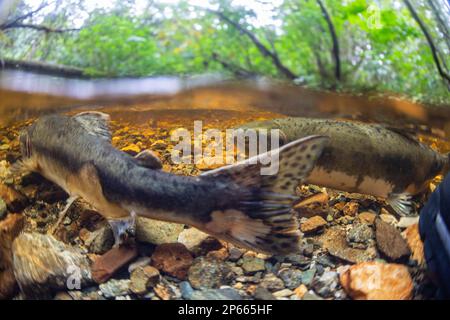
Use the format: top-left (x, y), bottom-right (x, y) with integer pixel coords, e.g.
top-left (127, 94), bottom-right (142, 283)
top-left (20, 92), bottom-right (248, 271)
top-left (397, 216), bottom-right (419, 229)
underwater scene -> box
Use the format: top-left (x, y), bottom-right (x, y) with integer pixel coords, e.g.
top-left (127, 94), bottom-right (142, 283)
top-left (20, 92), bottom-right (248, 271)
top-left (1, 0), bottom-right (450, 303)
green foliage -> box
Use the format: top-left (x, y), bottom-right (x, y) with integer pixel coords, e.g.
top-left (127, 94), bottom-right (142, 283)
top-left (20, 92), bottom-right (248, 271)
top-left (1, 0), bottom-right (449, 104)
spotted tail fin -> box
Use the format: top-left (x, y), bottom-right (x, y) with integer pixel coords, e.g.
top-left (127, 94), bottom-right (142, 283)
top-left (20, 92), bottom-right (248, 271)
top-left (201, 135), bottom-right (329, 254)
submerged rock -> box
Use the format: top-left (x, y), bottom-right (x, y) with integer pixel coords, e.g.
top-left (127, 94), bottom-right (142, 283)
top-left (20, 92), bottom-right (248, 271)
top-left (151, 243), bottom-right (193, 280)
top-left (99, 279), bottom-right (131, 298)
top-left (356, 211), bottom-right (377, 225)
top-left (178, 227), bottom-right (223, 256)
top-left (254, 286), bottom-right (275, 300)
top-left (312, 271), bottom-right (339, 298)
top-left (136, 217), bottom-right (184, 245)
top-left (130, 266), bottom-right (160, 295)
top-left (346, 223), bottom-right (374, 249)
top-left (188, 257), bottom-right (233, 289)
top-left (402, 223), bottom-right (425, 265)
top-left (375, 219), bottom-right (410, 261)
top-left (189, 288), bottom-right (242, 300)
top-left (278, 269), bottom-right (303, 290)
top-left (300, 215), bottom-right (327, 234)
top-left (340, 262), bottom-right (413, 300)
top-left (259, 273), bottom-right (285, 291)
top-left (318, 226), bottom-right (376, 264)
top-left (240, 256), bottom-right (266, 274)
top-left (12, 232), bottom-right (92, 299)
top-left (91, 245), bottom-right (138, 284)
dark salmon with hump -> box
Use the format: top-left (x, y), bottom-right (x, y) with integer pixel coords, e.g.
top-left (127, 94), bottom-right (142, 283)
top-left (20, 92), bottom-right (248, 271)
top-left (239, 117), bottom-right (450, 216)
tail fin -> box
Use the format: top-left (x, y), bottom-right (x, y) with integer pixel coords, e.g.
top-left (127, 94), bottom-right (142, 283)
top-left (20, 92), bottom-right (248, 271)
top-left (201, 135), bottom-right (329, 254)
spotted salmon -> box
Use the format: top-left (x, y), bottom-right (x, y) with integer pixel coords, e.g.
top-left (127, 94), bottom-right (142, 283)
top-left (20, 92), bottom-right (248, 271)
top-left (239, 117), bottom-right (450, 216)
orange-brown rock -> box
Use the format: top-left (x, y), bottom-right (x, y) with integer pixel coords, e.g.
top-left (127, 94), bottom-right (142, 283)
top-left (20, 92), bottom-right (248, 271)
top-left (300, 216), bottom-right (327, 234)
top-left (340, 262), bottom-right (413, 300)
top-left (0, 214), bottom-right (24, 299)
top-left (402, 223), bottom-right (425, 265)
top-left (91, 245), bottom-right (138, 284)
top-left (294, 284), bottom-right (308, 299)
top-left (343, 202), bottom-right (359, 216)
top-left (151, 243), bottom-right (193, 280)
top-left (357, 211), bottom-right (377, 225)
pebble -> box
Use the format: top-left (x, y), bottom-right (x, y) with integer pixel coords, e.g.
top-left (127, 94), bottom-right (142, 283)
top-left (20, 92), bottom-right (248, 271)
top-left (313, 271), bottom-right (339, 298)
top-left (151, 243), bottom-right (193, 280)
top-left (278, 268), bottom-right (303, 290)
top-left (228, 246), bottom-right (244, 261)
top-left (300, 215), bottom-right (327, 234)
top-left (188, 257), bottom-right (233, 289)
top-left (293, 284), bottom-right (308, 299)
top-left (346, 223), bottom-right (374, 249)
top-left (259, 273), bottom-right (285, 291)
top-left (136, 217), bottom-right (184, 245)
top-left (302, 291), bottom-right (324, 300)
top-left (340, 262), bottom-right (413, 300)
top-left (240, 256), bottom-right (266, 274)
top-left (206, 247), bottom-right (229, 261)
top-left (319, 226), bottom-right (377, 264)
top-left (272, 289), bottom-right (294, 298)
top-left (130, 265), bottom-right (160, 295)
top-left (343, 202), bottom-right (359, 216)
top-left (254, 286), bottom-right (275, 300)
top-left (301, 268), bottom-right (316, 286)
top-left (285, 254), bottom-right (311, 268)
top-left (91, 245), bottom-right (138, 284)
top-left (128, 256), bottom-right (152, 273)
top-left (12, 232), bottom-right (92, 298)
top-left (0, 197), bottom-right (7, 220)
top-left (151, 282), bottom-right (178, 300)
top-left (0, 214), bottom-right (24, 299)
top-left (379, 211), bottom-right (398, 226)
top-left (189, 288), bottom-right (242, 300)
top-left (177, 227), bottom-right (210, 253)
top-left (357, 211), bottom-right (377, 225)
top-left (301, 243), bottom-right (314, 257)
top-left (99, 279), bottom-right (131, 298)
top-left (179, 281), bottom-right (195, 299)
top-left (375, 219), bottom-right (410, 261)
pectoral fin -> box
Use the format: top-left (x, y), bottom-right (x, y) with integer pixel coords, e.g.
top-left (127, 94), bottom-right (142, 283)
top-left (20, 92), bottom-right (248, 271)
top-left (387, 192), bottom-right (416, 216)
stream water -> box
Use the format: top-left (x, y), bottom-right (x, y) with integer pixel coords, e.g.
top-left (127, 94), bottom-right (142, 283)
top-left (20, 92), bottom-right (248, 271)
top-left (1, 69), bottom-right (450, 300)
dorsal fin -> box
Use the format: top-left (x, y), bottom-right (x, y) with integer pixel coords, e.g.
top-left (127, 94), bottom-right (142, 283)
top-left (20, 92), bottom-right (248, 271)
top-left (381, 125), bottom-right (420, 145)
top-left (73, 111), bottom-right (112, 142)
